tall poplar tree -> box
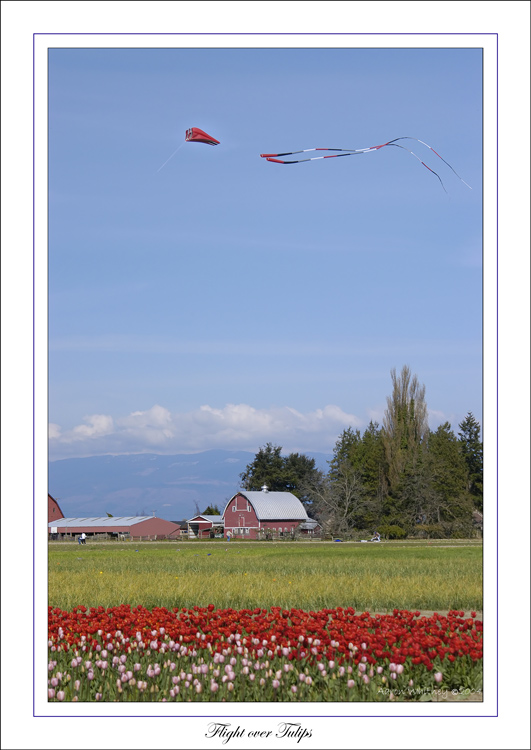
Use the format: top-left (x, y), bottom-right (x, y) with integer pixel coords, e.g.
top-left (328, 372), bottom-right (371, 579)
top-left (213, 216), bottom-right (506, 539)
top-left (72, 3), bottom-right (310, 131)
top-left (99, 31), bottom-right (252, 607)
top-left (382, 365), bottom-right (429, 491)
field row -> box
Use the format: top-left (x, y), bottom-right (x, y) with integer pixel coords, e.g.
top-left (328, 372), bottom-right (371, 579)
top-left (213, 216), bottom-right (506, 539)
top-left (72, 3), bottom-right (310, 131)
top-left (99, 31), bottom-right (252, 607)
top-left (48, 542), bottom-right (482, 612)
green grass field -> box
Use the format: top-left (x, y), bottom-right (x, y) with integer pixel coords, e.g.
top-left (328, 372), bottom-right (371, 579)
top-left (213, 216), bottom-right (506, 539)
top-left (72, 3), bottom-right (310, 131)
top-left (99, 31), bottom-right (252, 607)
top-left (48, 539), bottom-right (482, 612)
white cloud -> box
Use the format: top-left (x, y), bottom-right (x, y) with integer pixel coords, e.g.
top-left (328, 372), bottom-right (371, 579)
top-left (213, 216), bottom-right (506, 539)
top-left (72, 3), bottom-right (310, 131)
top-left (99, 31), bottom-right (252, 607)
top-left (48, 423), bottom-right (61, 439)
top-left (71, 414), bottom-right (114, 440)
top-left (49, 403), bottom-right (361, 460)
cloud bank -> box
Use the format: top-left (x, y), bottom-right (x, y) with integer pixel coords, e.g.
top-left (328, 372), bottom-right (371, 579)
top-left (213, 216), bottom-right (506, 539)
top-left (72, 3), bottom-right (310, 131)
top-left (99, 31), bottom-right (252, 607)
top-left (49, 403), bottom-right (363, 460)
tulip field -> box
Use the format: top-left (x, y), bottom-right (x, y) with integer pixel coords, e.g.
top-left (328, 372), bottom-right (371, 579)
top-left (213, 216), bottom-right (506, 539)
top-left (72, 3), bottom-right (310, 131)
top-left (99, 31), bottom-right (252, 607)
top-left (48, 541), bottom-right (483, 702)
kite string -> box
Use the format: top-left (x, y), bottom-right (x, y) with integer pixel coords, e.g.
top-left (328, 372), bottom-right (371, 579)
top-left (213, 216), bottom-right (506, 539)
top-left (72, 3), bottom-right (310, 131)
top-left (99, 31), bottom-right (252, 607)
top-left (156, 142), bottom-right (185, 173)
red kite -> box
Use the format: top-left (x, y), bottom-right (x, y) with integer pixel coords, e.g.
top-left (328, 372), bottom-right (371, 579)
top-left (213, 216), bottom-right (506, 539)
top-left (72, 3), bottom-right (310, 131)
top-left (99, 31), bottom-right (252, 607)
top-left (185, 127), bottom-right (220, 146)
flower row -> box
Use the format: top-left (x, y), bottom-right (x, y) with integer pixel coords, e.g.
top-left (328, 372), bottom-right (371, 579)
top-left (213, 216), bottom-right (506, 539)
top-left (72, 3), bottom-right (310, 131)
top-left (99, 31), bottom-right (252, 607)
top-left (48, 606), bottom-right (482, 701)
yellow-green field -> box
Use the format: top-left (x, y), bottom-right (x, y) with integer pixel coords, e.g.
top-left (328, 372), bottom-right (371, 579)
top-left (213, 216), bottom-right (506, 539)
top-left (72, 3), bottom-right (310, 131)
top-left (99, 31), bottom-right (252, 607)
top-left (48, 540), bottom-right (482, 612)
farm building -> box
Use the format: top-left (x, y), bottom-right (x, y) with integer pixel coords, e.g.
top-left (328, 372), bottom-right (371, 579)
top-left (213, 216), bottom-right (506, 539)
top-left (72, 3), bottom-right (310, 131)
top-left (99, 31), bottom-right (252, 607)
top-left (171, 520), bottom-right (191, 537)
top-left (299, 518), bottom-right (322, 537)
top-left (187, 514), bottom-right (224, 539)
top-left (48, 494), bottom-right (64, 523)
top-left (222, 485), bottom-right (310, 540)
top-left (48, 516), bottom-right (181, 541)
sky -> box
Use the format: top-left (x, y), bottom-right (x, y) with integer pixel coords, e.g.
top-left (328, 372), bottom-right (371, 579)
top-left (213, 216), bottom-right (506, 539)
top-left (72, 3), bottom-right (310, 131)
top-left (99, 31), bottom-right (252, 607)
top-left (47, 46), bottom-right (483, 461)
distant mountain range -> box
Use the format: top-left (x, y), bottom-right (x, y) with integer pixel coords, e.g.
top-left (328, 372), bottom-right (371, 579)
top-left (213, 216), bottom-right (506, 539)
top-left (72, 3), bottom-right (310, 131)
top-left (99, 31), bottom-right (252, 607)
top-left (49, 450), bottom-right (333, 522)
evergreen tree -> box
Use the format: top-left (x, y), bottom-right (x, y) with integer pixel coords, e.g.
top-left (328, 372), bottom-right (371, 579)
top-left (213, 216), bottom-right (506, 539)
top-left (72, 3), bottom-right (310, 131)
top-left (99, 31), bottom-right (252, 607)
top-left (328, 427), bottom-right (362, 478)
top-left (324, 422), bottom-right (387, 530)
top-left (359, 421), bottom-right (387, 527)
top-left (393, 447), bottom-right (434, 533)
top-left (458, 412), bottom-right (483, 510)
top-left (202, 504), bottom-right (221, 515)
top-left (239, 443), bottom-right (286, 491)
top-left (426, 422), bottom-right (474, 533)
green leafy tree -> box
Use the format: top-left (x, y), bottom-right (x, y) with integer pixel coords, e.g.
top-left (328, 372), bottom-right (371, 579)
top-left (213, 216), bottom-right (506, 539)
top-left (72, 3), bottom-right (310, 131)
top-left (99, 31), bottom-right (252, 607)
top-left (458, 412), bottom-right (483, 510)
top-left (239, 444), bottom-right (322, 513)
top-left (202, 504), bottom-right (221, 515)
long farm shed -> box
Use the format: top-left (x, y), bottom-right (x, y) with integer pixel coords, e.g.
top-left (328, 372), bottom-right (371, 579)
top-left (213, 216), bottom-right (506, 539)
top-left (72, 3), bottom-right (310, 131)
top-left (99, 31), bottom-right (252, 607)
top-left (48, 516), bottom-right (181, 541)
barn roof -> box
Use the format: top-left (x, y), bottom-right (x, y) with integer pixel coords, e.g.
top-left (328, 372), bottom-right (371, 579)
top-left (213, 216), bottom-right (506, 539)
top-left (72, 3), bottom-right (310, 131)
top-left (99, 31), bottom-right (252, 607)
top-left (232, 491), bottom-right (309, 521)
top-left (48, 516), bottom-right (154, 528)
top-left (299, 519), bottom-right (321, 530)
top-left (188, 515), bottom-right (224, 525)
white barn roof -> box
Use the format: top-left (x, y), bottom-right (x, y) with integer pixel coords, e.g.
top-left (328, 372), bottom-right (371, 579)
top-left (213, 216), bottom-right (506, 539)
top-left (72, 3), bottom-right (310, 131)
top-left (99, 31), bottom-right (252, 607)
top-left (188, 515), bottom-right (224, 525)
top-left (230, 491), bottom-right (309, 521)
top-left (48, 516), bottom-right (153, 528)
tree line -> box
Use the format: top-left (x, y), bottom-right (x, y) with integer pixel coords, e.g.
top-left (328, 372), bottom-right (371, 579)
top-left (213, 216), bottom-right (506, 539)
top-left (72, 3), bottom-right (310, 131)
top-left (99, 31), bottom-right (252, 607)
top-left (239, 366), bottom-right (483, 539)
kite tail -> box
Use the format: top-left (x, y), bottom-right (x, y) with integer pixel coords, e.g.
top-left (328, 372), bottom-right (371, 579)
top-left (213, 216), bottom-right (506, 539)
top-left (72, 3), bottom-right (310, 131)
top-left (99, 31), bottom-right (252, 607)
top-left (386, 137), bottom-right (472, 189)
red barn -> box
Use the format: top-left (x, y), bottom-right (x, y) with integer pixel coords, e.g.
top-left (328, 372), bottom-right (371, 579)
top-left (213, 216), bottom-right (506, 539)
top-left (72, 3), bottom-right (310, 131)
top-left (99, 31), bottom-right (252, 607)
top-left (48, 494), bottom-right (64, 523)
top-left (222, 485), bottom-right (309, 540)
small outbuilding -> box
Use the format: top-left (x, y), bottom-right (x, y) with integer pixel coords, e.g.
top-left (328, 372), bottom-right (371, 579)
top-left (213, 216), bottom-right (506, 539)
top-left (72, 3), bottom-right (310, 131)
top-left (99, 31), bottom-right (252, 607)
top-left (187, 514), bottom-right (224, 539)
top-left (298, 518), bottom-right (322, 537)
top-left (222, 485), bottom-right (309, 540)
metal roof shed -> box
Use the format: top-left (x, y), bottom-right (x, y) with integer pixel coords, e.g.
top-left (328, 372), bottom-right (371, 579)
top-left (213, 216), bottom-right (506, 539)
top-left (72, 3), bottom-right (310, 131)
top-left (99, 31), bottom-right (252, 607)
top-left (48, 516), bottom-right (181, 539)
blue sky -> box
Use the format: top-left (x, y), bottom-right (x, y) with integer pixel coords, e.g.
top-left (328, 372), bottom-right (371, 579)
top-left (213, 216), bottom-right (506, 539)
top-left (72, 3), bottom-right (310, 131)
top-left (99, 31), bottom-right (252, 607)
top-left (48, 46), bottom-right (483, 460)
